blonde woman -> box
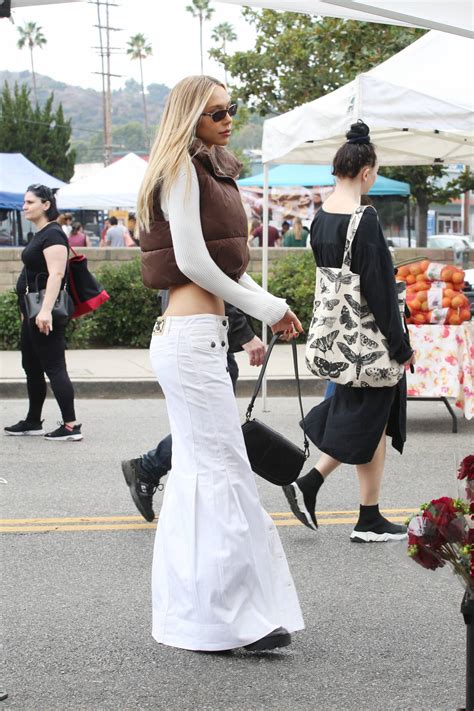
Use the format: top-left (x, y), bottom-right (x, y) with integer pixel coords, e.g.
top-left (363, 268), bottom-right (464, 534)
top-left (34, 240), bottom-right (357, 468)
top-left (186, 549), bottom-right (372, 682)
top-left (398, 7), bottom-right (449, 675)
top-left (137, 76), bottom-right (304, 653)
top-left (283, 217), bottom-right (307, 247)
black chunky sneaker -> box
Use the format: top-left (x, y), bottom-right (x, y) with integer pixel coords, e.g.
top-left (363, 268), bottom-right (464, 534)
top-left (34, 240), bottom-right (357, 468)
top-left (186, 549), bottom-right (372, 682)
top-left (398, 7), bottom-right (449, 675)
top-left (121, 459), bottom-right (160, 523)
top-left (244, 627), bottom-right (291, 652)
top-left (44, 423), bottom-right (83, 441)
top-left (283, 482), bottom-right (318, 531)
top-left (4, 419), bottom-right (44, 436)
top-left (350, 518), bottom-right (407, 543)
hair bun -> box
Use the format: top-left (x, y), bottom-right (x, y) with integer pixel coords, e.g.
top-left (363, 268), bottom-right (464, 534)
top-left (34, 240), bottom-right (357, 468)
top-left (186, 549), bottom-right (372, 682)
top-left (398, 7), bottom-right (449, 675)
top-left (346, 119), bottom-right (371, 145)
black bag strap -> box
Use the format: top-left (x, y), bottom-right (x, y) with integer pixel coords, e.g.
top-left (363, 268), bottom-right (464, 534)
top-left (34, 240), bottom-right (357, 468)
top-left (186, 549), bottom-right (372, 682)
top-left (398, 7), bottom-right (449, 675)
top-left (245, 333), bottom-right (310, 459)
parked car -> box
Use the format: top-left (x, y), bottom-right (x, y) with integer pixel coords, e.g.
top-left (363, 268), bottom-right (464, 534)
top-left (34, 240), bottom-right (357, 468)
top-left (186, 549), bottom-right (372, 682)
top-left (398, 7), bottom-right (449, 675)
top-left (427, 235), bottom-right (471, 250)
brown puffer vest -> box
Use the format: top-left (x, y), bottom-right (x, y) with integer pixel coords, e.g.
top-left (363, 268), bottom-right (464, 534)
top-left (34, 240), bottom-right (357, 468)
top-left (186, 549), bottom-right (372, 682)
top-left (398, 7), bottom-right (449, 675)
top-left (140, 140), bottom-right (249, 289)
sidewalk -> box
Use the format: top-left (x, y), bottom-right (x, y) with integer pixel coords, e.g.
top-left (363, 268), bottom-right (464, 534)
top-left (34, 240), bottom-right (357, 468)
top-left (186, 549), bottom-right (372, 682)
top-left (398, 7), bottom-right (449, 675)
top-left (0, 344), bottom-right (325, 398)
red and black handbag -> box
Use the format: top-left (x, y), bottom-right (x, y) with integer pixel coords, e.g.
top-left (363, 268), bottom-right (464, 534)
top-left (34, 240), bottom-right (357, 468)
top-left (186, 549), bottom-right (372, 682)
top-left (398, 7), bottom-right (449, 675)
top-left (68, 247), bottom-right (110, 319)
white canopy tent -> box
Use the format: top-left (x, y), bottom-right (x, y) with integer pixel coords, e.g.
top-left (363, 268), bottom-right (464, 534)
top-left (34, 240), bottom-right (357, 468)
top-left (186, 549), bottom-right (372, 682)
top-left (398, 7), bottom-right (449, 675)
top-left (251, 29), bottom-right (474, 400)
top-left (56, 153), bottom-right (147, 210)
top-left (11, 1), bottom-right (82, 6)
top-left (263, 30), bottom-right (474, 166)
top-left (217, 0), bottom-right (474, 38)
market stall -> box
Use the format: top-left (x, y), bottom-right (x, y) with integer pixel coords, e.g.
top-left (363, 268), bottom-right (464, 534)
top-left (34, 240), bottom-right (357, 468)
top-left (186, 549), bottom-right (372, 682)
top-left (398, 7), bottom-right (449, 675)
top-left (407, 323), bottom-right (474, 428)
top-left (396, 258), bottom-right (473, 430)
top-left (238, 164), bottom-right (410, 225)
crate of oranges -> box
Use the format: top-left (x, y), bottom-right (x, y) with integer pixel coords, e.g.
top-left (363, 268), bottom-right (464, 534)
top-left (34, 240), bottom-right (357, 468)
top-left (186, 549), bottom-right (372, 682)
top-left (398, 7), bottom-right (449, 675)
top-left (396, 260), bottom-right (471, 326)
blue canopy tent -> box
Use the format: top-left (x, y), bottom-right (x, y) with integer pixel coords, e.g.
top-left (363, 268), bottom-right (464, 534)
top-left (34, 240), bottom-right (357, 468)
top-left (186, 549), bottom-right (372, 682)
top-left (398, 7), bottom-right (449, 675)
top-left (0, 153), bottom-right (66, 245)
top-left (238, 164), bottom-right (410, 196)
top-left (0, 153), bottom-right (66, 209)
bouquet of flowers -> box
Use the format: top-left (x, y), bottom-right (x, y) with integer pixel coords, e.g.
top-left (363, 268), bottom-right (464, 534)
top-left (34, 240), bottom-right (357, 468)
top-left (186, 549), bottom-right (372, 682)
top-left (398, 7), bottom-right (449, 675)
top-left (407, 456), bottom-right (474, 592)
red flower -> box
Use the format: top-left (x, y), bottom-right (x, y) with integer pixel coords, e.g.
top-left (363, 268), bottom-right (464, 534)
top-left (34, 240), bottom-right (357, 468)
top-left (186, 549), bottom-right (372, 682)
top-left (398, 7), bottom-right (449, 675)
top-left (408, 544), bottom-right (444, 571)
top-left (458, 455), bottom-right (474, 481)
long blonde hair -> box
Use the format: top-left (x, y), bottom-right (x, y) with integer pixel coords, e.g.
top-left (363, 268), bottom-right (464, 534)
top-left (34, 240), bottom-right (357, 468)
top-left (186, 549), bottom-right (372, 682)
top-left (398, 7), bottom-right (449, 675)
top-left (137, 75), bottom-right (225, 232)
top-left (293, 217), bottom-right (303, 241)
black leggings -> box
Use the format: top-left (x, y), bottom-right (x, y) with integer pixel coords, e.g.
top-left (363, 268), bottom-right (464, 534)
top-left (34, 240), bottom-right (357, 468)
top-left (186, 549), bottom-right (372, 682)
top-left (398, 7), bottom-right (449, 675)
top-left (20, 317), bottom-right (76, 423)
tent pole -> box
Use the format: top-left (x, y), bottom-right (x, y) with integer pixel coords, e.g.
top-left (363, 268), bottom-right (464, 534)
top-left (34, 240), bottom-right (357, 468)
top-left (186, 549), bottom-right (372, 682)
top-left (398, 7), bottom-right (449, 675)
top-left (16, 211), bottom-right (24, 246)
top-left (262, 162), bottom-right (269, 412)
top-left (407, 198), bottom-right (411, 248)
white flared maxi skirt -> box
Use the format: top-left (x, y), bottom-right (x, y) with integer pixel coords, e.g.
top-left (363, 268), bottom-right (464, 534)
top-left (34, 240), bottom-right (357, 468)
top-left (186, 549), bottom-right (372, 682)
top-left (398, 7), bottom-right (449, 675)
top-left (149, 314), bottom-right (304, 651)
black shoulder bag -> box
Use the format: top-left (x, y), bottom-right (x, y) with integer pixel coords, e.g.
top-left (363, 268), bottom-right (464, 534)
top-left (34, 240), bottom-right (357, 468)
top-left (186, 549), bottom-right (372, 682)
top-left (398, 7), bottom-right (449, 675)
top-left (24, 271), bottom-right (74, 326)
top-left (241, 333), bottom-right (310, 486)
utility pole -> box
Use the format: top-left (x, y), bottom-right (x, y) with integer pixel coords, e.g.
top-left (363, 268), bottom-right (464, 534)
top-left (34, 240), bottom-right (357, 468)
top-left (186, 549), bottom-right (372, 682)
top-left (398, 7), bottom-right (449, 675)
top-left (91, 0), bottom-right (122, 165)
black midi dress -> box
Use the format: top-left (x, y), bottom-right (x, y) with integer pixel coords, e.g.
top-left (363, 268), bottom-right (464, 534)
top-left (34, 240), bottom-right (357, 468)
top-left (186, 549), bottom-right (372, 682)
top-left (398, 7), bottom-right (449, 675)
top-left (304, 207), bottom-right (413, 465)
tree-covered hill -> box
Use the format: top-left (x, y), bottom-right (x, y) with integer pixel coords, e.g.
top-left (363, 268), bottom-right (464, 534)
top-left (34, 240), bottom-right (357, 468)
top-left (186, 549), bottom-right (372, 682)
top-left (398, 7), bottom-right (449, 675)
top-left (0, 70), bottom-right (169, 160)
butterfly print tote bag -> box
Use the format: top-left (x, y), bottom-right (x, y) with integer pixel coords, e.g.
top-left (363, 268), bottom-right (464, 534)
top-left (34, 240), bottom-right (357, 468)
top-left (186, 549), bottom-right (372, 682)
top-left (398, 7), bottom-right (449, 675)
top-left (305, 206), bottom-right (405, 388)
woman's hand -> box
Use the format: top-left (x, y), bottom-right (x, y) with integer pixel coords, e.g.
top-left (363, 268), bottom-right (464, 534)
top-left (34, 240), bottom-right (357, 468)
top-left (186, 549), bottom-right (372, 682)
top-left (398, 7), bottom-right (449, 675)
top-left (271, 309), bottom-right (303, 341)
top-left (36, 309), bottom-right (53, 335)
top-left (403, 352), bottom-right (416, 370)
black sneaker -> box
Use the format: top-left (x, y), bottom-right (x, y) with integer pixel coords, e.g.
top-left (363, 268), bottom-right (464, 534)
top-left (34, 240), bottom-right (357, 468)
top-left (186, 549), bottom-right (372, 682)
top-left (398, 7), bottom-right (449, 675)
top-left (350, 518), bottom-right (407, 543)
top-left (4, 419), bottom-right (44, 436)
top-left (121, 459), bottom-right (159, 523)
top-left (44, 423), bottom-right (83, 442)
top-left (283, 482), bottom-right (318, 531)
top-left (244, 627), bottom-right (291, 652)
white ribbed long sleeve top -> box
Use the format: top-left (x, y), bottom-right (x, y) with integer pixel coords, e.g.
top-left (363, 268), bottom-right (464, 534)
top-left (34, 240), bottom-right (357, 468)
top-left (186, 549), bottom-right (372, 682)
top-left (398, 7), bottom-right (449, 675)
top-left (161, 164), bottom-right (288, 326)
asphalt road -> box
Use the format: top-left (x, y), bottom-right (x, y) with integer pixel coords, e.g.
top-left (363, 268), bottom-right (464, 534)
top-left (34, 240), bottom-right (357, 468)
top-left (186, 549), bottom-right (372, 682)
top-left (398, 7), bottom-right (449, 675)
top-left (1, 396), bottom-right (473, 711)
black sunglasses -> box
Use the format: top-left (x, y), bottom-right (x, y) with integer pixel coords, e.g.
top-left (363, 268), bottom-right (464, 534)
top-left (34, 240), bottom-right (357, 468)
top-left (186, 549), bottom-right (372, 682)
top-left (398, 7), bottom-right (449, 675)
top-left (27, 184), bottom-right (54, 199)
top-left (201, 103), bottom-right (238, 123)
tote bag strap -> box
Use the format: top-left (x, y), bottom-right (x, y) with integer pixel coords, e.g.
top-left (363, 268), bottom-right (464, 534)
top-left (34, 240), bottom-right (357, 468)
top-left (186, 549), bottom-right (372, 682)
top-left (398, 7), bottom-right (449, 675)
top-left (341, 205), bottom-right (375, 272)
top-left (245, 333), bottom-right (310, 458)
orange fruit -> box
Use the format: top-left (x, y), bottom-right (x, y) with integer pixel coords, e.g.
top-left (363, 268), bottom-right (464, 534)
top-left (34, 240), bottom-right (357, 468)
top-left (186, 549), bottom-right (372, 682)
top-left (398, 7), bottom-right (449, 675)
top-left (409, 264), bottom-right (422, 276)
top-left (409, 299), bottom-right (422, 312)
top-left (417, 290), bottom-right (428, 302)
top-left (421, 301), bottom-right (430, 312)
top-left (425, 312), bottom-right (433, 323)
top-left (442, 297), bottom-right (451, 308)
top-left (441, 267), bottom-right (454, 282)
top-left (448, 312), bottom-right (461, 326)
top-left (451, 295), bottom-right (464, 309)
top-left (416, 273), bottom-right (427, 282)
top-left (406, 274), bottom-right (416, 285)
top-left (414, 281), bottom-right (429, 292)
top-left (413, 313), bottom-right (426, 324)
top-left (420, 259), bottom-right (430, 271)
top-left (452, 271), bottom-right (464, 284)
top-left (460, 308), bottom-right (471, 322)
top-left (397, 265), bottom-right (410, 278)
top-left (453, 282), bottom-right (463, 291)
top-left (444, 288), bottom-right (455, 299)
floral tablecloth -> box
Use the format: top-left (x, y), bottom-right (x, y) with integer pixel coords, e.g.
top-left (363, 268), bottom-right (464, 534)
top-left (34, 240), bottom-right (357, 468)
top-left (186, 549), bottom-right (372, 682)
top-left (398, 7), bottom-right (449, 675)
top-left (407, 323), bottom-right (474, 419)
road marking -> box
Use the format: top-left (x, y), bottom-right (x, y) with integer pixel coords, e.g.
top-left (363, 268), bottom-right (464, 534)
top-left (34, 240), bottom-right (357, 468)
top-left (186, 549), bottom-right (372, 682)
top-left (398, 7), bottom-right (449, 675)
top-left (0, 509), bottom-right (415, 534)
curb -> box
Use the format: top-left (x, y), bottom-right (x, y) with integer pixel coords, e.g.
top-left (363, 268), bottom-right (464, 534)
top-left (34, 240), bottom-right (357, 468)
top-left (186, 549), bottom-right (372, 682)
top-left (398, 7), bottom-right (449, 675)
top-left (0, 378), bottom-right (326, 399)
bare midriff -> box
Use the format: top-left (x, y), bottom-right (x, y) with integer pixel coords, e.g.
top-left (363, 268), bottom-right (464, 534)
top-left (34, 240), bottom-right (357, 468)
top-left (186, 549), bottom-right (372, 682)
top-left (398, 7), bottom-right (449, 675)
top-left (165, 282), bottom-right (225, 317)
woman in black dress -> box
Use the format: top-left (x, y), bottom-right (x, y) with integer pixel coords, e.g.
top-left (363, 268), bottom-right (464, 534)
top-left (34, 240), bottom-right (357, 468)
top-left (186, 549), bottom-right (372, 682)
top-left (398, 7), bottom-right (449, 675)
top-left (4, 185), bottom-right (82, 441)
top-left (284, 121), bottom-right (414, 542)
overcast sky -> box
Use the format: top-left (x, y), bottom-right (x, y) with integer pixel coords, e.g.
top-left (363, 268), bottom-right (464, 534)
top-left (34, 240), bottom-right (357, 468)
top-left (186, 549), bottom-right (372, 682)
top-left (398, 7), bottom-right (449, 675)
top-left (1, 1), bottom-right (256, 91)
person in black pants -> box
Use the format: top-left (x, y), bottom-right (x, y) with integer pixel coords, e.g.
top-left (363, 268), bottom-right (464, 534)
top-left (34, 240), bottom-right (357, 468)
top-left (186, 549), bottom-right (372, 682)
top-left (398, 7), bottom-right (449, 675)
top-left (122, 298), bottom-right (264, 521)
top-left (4, 184), bottom-right (82, 442)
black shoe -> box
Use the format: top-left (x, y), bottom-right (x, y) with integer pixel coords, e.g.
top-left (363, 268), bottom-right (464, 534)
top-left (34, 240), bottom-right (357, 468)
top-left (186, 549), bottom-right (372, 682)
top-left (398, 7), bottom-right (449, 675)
top-left (44, 423), bottom-right (83, 441)
top-left (350, 518), bottom-right (407, 543)
top-left (4, 419), bottom-right (44, 436)
top-left (244, 627), bottom-right (291, 652)
top-left (283, 482), bottom-right (318, 531)
top-left (121, 459), bottom-right (159, 523)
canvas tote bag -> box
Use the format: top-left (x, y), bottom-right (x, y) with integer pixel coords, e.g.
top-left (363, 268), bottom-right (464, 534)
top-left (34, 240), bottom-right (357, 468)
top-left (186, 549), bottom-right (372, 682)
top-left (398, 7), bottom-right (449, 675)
top-left (305, 206), bottom-right (406, 388)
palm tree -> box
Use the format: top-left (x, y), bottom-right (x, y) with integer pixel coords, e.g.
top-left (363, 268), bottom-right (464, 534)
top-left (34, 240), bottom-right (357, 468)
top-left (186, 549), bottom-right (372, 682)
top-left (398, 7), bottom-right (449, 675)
top-left (126, 33), bottom-right (153, 146)
top-left (211, 22), bottom-right (237, 84)
top-left (186, 0), bottom-right (215, 75)
top-left (16, 22), bottom-right (47, 104)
